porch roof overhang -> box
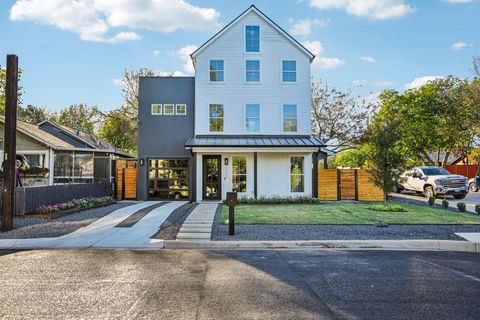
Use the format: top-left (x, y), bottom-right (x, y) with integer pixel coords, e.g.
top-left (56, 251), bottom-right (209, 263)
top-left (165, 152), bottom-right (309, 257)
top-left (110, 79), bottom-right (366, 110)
top-left (185, 135), bottom-right (325, 152)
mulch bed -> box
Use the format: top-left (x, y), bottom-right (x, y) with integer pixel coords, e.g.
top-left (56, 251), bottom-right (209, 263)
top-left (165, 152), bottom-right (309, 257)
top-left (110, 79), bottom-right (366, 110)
top-left (152, 202), bottom-right (198, 240)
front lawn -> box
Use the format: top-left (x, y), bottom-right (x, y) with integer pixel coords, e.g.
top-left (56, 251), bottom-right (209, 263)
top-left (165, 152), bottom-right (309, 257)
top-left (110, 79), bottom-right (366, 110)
top-left (220, 202), bottom-right (480, 225)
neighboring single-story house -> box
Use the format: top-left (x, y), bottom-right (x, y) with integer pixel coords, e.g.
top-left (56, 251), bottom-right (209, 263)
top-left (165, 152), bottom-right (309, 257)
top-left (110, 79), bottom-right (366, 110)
top-left (0, 116), bottom-right (132, 187)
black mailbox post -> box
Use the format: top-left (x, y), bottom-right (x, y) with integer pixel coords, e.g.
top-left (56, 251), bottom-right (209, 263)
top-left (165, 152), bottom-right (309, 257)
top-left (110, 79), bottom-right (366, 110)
top-left (226, 192), bottom-right (237, 235)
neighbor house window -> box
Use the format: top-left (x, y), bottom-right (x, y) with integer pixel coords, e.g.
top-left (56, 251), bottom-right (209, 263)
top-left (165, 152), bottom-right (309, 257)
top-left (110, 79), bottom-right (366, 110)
top-left (245, 104), bottom-right (260, 132)
top-left (282, 60), bottom-right (296, 82)
top-left (176, 104), bottom-right (187, 115)
top-left (209, 60), bottom-right (224, 81)
top-left (245, 25), bottom-right (260, 52)
top-left (245, 60), bottom-right (260, 82)
top-left (283, 104), bottom-right (297, 132)
top-left (164, 104), bottom-right (174, 115)
top-left (209, 104), bottom-right (224, 132)
top-left (290, 157), bottom-right (304, 193)
top-left (151, 104), bottom-right (162, 115)
top-left (232, 156), bottom-right (247, 193)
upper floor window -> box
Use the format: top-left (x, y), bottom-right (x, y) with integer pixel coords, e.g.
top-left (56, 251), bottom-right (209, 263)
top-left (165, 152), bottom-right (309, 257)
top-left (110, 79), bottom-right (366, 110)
top-left (290, 157), bottom-right (304, 193)
top-left (151, 104), bottom-right (162, 115)
top-left (163, 104), bottom-right (174, 115)
top-left (245, 104), bottom-right (260, 132)
top-left (209, 104), bottom-right (224, 132)
top-left (245, 26), bottom-right (260, 52)
top-left (283, 104), bottom-right (297, 132)
top-left (209, 60), bottom-right (224, 82)
top-left (176, 104), bottom-right (187, 115)
top-left (282, 60), bottom-right (297, 82)
top-left (245, 60), bottom-right (260, 82)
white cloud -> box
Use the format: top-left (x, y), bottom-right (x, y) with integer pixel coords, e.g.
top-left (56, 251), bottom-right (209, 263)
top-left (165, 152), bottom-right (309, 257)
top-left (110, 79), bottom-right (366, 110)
top-left (172, 44), bottom-right (198, 74)
top-left (451, 41), bottom-right (472, 50)
top-left (302, 40), bottom-right (345, 69)
top-left (443, 0), bottom-right (475, 3)
top-left (112, 78), bottom-right (123, 87)
top-left (10, 0), bottom-right (220, 43)
top-left (289, 18), bottom-right (327, 37)
top-left (309, 0), bottom-right (415, 20)
top-left (352, 80), bottom-right (367, 86)
top-left (364, 92), bottom-right (381, 106)
top-left (153, 50), bottom-right (161, 57)
top-left (359, 56), bottom-right (377, 63)
top-left (405, 76), bottom-right (443, 89)
top-left (373, 80), bottom-right (395, 86)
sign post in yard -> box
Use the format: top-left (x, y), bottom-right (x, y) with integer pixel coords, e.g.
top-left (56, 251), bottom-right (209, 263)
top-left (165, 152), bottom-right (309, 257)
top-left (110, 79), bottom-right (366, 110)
top-left (1, 55), bottom-right (18, 232)
top-left (226, 192), bottom-right (237, 236)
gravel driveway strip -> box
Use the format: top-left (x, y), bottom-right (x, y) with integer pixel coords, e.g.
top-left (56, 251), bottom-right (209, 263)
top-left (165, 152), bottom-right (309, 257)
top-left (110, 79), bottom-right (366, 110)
top-left (0, 202), bottom-right (135, 239)
top-left (210, 205), bottom-right (480, 241)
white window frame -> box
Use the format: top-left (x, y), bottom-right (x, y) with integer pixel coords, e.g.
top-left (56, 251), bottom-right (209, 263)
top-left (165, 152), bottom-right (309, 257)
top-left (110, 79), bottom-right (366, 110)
top-left (151, 104), bottom-right (162, 115)
top-left (175, 104), bottom-right (187, 116)
top-left (163, 104), bottom-right (174, 115)
top-left (209, 60), bottom-right (225, 82)
top-left (281, 60), bottom-right (297, 83)
top-left (245, 60), bottom-right (261, 83)
top-left (209, 104), bottom-right (224, 132)
top-left (244, 104), bottom-right (260, 133)
top-left (244, 25), bottom-right (260, 53)
top-left (282, 104), bottom-right (297, 133)
top-left (232, 156), bottom-right (247, 193)
top-left (290, 156), bottom-right (305, 193)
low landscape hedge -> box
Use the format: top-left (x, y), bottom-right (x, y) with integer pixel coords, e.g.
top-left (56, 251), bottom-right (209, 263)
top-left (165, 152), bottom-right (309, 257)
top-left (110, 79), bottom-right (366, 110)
top-left (36, 196), bottom-right (114, 214)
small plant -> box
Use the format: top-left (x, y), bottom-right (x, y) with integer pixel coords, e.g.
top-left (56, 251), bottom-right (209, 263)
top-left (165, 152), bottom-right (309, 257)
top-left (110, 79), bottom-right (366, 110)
top-left (367, 204), bottom-right (406, 212)
top-left (457, 202), bottom-right (466, 213)
top-left (442, 198), bottom-right (449, 209)
top-left (35, 196), bottom-right (114, 214)
top-left (475, 204), bottom-right (480, 215)
top-left (428, 196), bottom-right (435, 206)
top-left (233, 196), bottom-right (321, 205)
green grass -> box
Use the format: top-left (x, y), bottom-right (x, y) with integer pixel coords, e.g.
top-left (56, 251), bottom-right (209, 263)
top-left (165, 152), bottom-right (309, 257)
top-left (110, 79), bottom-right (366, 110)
top-left (220, 202), bottom-right (480, 225)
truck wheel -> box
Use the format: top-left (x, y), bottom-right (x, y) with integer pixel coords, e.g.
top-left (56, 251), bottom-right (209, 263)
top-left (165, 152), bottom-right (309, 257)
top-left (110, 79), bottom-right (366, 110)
top-left (424, 186), bottom-right (435, 198)
top-left (454, 194), bottom-right (466, 200)
top-left (469, 182), bottom-right (479, 193)
top-left (395, 186), bottom-right (403, 193)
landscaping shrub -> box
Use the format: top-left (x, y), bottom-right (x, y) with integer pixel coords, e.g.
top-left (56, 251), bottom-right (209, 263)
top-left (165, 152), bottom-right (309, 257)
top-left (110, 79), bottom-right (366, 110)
top-left (442, 198), bottom-right (449, 209)
top-left (476, 204), bottom-right (480, 215)
top-left (234, 196), bottom-right (321, 205)
top-left (428, 196), bottom-right (435, 206)
top-left (36, 196), bottom-right (114, 214)
top-left (457, 202), bottom-right (466, 213)
top-left (367, 204), bottom-right (406, 212)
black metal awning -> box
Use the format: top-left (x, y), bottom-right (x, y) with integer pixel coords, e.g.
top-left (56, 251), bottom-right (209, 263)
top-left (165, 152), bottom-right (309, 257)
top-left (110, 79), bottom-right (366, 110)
top-left (185, 135), bottom-right (325, 148)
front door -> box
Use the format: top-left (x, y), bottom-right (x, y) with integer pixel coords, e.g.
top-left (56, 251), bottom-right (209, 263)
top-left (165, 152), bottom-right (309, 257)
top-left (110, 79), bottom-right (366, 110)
top-left (203, 155), bottom-right (222, 200)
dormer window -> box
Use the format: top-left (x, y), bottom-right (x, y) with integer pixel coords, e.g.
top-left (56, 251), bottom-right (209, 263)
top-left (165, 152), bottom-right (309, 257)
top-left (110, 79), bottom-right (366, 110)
top-left (245, 25), bottom-right (260, 52)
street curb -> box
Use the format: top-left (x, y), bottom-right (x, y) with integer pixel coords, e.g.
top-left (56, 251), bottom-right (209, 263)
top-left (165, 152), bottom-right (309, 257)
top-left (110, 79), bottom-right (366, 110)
top-left (164, 239), bottom-right (480, 252)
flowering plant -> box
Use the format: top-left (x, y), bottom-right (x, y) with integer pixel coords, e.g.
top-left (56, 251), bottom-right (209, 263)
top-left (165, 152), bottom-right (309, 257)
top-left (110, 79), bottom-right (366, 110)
top-left (36, 196), bottom-right (114, 214)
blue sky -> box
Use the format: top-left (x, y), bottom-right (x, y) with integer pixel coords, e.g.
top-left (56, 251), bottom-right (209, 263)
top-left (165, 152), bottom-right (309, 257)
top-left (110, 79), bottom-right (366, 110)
top-left (1, 0), bottom-right (479, 111)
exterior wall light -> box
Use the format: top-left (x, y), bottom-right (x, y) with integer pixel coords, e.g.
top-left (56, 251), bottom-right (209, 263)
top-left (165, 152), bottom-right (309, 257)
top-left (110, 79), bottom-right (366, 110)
top-left (224, 158), bottom-right (229, 165)
top-left (139, 158), bottom-right (145, 166)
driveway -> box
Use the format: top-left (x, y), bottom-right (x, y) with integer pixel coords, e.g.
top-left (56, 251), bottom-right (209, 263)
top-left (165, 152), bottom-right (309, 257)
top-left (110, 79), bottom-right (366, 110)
top-left (1, 249), bottom-right (480, 319)
top-left (392, 190), bottom-right (480, 213)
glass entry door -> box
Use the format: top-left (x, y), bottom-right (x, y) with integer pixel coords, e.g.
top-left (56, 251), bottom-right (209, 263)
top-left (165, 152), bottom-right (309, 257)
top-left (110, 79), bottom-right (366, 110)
top-left (203, 155), bottom-right (221, 200)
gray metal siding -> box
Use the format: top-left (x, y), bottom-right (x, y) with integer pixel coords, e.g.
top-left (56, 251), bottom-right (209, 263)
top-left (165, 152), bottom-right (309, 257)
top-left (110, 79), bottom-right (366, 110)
top-left (137, 77), bottom-right (195, 200)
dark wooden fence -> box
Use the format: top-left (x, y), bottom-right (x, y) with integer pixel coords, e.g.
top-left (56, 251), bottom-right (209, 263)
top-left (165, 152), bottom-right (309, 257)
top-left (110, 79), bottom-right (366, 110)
top-left (12, 183), bottom-right (113, 216)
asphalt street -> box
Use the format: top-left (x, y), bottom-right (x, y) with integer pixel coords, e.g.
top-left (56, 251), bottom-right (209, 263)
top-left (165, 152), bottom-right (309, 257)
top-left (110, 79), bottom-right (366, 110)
top-left (1, 249), bottom-right (479, 319)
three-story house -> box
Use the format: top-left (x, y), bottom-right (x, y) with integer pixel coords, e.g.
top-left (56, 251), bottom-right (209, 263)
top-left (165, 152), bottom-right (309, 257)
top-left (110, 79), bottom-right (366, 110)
top-left (137, 5), bottom-right (324, 201)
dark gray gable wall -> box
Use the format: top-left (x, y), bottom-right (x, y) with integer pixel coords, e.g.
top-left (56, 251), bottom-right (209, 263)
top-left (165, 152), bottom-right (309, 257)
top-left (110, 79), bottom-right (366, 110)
top-left (137, 76), bottom-right (195, 201)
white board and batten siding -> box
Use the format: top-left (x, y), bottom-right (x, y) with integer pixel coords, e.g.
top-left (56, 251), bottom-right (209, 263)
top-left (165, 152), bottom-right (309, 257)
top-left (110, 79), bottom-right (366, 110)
top-left (194, 11), bottom-right (312, 136)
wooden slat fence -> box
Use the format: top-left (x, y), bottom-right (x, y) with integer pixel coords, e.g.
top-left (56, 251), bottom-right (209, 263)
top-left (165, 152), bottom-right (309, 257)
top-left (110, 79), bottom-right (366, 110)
top-left (445, 164), bottom-right (480, 180)
top-left (8, 182), bottom-right (113, 216)
top-left (116, 167), bottom-right (137, 200)
top-left (318, 168), bottom-right (384, 201)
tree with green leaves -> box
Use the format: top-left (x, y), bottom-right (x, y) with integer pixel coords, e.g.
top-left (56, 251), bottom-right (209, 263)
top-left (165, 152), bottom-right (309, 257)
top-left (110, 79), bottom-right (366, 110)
top-left (0, 66), bottom-right (23, 112)
top-left (366, 119), bottom-right (407, 205)
top-left (334, 145), bottom-right (372, 168)
top-left (18, 104), bottom-right (56, 124)
top-left (97, 110), bottom-right (137, 155)
top-left (57, 103), bottom-right (101, 133)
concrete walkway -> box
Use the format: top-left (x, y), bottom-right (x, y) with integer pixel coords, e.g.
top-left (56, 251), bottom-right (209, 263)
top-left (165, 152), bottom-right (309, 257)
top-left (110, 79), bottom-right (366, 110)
top-left (0, 201), bottom-right (186, 249)
top-left (176, 202), bottom-right (219, 241)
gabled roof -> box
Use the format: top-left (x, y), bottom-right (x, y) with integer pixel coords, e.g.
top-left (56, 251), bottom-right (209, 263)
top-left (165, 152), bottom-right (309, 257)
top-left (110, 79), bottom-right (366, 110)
top-left (191, 5), bottom-right (315, 62)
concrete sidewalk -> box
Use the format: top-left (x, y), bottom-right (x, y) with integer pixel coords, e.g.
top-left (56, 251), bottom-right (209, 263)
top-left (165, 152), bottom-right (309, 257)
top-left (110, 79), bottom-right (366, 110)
top-left (0, 201), bottom-right (187, 249)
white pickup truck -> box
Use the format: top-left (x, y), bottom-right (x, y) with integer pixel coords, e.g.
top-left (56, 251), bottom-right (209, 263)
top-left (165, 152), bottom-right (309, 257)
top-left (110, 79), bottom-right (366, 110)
top-left (398, 166), bottom-right (469, 199)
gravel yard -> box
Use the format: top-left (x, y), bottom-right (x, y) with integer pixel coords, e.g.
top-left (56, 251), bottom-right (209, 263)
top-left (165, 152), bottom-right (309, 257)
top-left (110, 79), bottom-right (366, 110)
top-left (0, 202), bottom-right (134, 239)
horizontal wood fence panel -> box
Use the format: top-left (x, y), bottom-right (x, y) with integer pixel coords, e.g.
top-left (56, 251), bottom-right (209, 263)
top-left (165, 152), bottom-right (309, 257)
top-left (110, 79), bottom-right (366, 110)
top-left (357, 170), bottom-right (384, 201)
top-left (11, 182), bottom-right (113, 216)
top-left (116, 167), bottom-right (137, 200)
top-left (340, 169), bottom-right (356, 200)
top-left (318, 168), bottom-right (338, 200)
top-left (445, 164), bottom-right (479, 180)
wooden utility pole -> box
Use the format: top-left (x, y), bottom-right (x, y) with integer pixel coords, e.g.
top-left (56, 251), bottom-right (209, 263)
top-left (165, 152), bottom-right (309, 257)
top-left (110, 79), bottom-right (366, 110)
top-left (1, 55), bottom-right (18, 232)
